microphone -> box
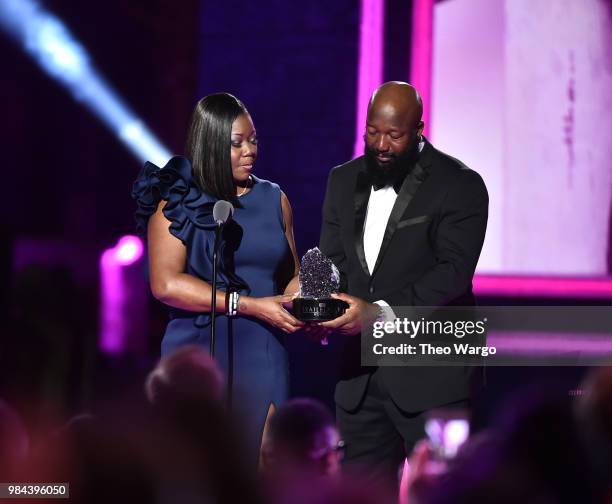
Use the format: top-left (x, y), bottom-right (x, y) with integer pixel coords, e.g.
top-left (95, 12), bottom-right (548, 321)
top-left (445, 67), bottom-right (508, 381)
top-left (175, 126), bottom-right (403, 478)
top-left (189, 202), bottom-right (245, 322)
top-left (213, 200), bottom-right (234, 225)
top-left (210, 200), bottom-right (234, 360)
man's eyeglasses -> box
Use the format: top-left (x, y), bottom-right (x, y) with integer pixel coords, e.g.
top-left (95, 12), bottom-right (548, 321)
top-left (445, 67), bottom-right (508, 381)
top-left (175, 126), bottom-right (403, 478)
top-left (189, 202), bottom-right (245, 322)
top-left (311, 439), bottom-right (346, 460)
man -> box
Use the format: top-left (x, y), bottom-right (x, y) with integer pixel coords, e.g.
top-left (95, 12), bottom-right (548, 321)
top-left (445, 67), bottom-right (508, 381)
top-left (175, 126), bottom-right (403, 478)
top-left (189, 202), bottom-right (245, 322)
top-left (317, 81), bottom-right (488, 484)
top-left (261, 399), bottom-right (344, 503)
top-left (145, 344), bottom-right (224, 407)
top-left (261, 398), bottom-right (343, 479)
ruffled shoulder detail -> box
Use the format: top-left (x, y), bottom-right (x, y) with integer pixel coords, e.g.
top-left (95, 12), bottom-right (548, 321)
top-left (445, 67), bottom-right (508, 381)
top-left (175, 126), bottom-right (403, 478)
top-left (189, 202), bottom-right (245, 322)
top-left (131, 156), bottom-right (216, 242)
top-left (131, 156), bottom-right (250, 301)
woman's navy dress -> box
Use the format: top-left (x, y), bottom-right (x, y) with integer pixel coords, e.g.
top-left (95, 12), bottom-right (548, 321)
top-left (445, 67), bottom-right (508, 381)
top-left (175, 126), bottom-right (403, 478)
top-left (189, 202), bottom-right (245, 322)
top-left (132, 156), bottom-right (292, 459)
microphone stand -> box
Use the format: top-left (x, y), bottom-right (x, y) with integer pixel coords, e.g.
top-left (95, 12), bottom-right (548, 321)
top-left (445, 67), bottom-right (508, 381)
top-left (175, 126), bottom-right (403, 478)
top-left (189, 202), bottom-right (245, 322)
top-left (210, 223), bottom-right (222, 357)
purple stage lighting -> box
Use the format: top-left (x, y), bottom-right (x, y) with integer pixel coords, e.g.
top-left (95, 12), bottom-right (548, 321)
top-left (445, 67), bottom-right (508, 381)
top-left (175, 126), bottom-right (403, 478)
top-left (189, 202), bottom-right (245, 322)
top-left (474, 274), bottom-right (612, 299)
top-left (410, 0), bottom-right (434, 135)
top-left (99, 235), bottom-right (146, 355)
top-left (353, 0), bottom-right (384, 158)
top-left (113, 235), bottom-right (144, 266)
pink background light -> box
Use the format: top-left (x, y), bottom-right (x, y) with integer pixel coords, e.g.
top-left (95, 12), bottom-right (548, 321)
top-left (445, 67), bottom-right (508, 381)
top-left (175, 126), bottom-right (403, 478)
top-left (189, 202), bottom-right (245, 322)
top-left (431, 0), bottom-right (612, 276)
top-left (114, 235), bottom-right (144, 265)
top-left (353, 0), bottom-right (384, 157)
top-left (474, 274), bottom-right (612, 299)
top-left (410, 0), bottom-right (434, 135)
top-left (431, 0), bottom-right (505, 272)
top-left (489, 331), bottom-right (612, 356)
top-left (100, 248), bottom-right (123, 354)
top-left (99, 235), bottom-right (147, 355)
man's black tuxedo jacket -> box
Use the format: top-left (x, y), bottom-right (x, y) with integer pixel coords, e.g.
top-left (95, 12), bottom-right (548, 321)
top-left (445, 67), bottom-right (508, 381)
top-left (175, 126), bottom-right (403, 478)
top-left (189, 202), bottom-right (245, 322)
top-left (319, 140), bottom-right (488, 413)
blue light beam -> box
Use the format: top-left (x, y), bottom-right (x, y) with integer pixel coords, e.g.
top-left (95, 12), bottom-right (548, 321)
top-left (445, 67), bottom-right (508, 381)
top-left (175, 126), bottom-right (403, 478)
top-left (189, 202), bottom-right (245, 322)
top-left (0, 0), bottom-right (171, 166)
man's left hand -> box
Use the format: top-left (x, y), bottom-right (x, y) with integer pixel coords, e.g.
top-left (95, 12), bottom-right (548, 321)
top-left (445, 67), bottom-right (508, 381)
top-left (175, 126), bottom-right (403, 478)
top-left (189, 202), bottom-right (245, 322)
top-left (318, 293), bottom-right (380, 336)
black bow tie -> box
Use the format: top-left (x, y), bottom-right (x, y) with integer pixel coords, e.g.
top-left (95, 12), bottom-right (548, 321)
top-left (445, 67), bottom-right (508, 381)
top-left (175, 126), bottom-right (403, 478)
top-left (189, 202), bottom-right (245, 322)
top-left (371, 170), bottom-right (407, 193)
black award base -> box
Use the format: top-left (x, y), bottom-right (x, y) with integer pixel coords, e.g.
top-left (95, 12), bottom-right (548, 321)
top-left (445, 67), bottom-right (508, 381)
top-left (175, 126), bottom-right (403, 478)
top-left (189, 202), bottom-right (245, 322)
top-left (292, 297), bottom-right (349, 322)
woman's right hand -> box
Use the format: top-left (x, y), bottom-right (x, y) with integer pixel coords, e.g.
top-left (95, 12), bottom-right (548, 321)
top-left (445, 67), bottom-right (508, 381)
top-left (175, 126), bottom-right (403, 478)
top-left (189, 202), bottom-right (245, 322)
top-left (239, 295), bottom-right (304, 333)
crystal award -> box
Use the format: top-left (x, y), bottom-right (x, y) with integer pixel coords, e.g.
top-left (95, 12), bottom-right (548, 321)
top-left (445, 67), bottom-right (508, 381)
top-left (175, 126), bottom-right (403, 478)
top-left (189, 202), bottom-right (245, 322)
top-left (292, 247), bottom-right (349, 321)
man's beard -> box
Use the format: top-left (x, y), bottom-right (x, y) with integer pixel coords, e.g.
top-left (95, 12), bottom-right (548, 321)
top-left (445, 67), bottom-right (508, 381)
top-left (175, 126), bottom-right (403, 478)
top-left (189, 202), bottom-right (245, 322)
top-left (364, 138), bottom-right (421, 187)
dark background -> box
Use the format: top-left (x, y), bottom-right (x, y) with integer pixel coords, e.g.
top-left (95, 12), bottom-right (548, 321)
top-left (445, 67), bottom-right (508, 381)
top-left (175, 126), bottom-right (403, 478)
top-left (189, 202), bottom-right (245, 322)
top-left (1, 0), bottom-right (414, 250)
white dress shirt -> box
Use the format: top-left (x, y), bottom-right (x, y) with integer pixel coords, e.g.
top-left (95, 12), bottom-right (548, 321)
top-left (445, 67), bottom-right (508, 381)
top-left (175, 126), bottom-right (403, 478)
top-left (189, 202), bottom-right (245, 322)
top-left (364, 140), bottom-right (424, 316)
top-left (364, 185), bottom-right (397, 275)
top-left (364, 186), bottom-right (397, 317)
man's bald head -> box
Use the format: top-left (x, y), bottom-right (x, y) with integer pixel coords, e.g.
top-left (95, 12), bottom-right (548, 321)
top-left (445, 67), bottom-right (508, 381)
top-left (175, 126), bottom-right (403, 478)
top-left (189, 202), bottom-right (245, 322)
top-left (368, 81), bottom-right (423, 129)
top-left (364, 82), bottom-right (424, 169)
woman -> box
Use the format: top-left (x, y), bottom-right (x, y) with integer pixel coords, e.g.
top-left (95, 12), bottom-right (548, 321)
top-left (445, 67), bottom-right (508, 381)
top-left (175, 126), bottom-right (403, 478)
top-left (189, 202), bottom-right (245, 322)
top-left (132, 93), bottom-right (303, 462)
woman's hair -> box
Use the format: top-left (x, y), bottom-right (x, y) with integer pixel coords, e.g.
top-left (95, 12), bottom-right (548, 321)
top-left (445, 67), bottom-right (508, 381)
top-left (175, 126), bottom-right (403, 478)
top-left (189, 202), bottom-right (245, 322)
top-left (185, 93), bottom-right (249, 207)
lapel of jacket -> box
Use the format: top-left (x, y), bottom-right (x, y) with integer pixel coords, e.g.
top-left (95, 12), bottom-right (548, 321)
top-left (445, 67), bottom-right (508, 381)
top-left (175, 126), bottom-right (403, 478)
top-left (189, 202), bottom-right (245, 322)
top-left (354, 160), bottom-right (372, 277)
top-left (370, 141), bottom-right (433, 277)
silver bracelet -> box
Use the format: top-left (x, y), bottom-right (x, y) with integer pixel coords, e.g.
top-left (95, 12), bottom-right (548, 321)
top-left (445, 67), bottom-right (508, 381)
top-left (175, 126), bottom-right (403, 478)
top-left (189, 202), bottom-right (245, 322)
top-left (232, 292), bottom-right (239, 316)
top-left (227, 291), bottom-right (240, 317)
top-left (227, 291), bottom-right (234, 317)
